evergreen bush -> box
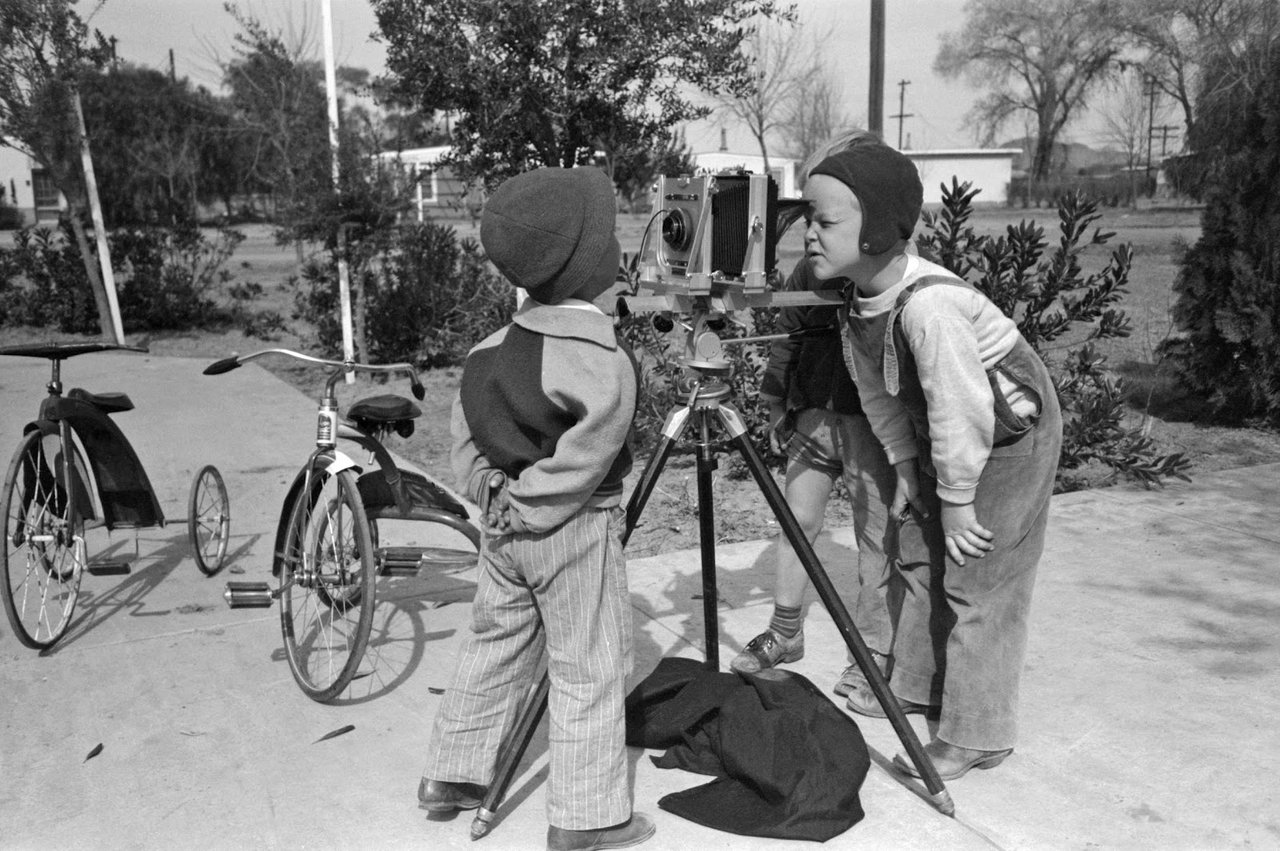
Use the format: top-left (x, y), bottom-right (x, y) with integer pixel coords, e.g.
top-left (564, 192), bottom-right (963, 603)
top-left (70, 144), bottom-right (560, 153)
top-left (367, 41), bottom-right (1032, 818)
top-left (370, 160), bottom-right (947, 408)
top-left (1160, 44), bottom-right (1280, 424)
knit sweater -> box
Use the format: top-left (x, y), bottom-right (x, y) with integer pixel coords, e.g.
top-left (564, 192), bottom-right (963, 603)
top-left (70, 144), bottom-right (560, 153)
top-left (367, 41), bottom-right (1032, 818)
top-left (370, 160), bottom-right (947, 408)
top-left (844, 256), bottom-right (1035, 504)
top-left (453, 299), bottom-right (639, 533)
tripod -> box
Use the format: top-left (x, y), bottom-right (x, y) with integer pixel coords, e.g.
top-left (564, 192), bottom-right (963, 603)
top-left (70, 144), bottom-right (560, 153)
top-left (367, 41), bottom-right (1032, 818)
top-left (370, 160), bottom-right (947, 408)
top-left (469, 360), bottom-right (954, 839)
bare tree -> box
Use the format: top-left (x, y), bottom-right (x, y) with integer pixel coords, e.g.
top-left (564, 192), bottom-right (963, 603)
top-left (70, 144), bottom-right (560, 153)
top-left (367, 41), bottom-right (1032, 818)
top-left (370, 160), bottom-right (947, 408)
top-left (1099, 68), bottom-right (1161, 206)
top-left (779, 33), bottom-right (855, 173)
top-left (935, 0), bottom-right (1126, 183)
top-left (713, 18), bottom-right (812, 174)
top-left (1117, 0), bottom-right (1279, 140)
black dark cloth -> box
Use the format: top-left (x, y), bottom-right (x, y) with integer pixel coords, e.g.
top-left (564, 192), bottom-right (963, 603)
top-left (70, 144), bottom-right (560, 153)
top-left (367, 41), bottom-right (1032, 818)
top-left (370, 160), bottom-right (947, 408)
top-left (625, 657), bottom-right (870, 842)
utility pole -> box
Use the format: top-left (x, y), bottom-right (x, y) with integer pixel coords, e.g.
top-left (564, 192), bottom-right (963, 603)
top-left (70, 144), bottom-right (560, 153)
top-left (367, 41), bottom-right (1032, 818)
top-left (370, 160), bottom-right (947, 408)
top-left (869, 0), bottom-right (885, 137)
top-left (891, 79), bottom-right (913, 149)
top-left (1154, 124), bottom-right (1178, 158)
top-left (1145, 74), bottom-right (1157, 192)
top-left (168, 48), bottom-right (176, 82)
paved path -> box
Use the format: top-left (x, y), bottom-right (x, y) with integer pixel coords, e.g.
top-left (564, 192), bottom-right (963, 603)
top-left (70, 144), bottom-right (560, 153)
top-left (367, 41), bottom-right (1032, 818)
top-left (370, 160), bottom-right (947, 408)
top-left (1, 352), bottom-right (1277, 850)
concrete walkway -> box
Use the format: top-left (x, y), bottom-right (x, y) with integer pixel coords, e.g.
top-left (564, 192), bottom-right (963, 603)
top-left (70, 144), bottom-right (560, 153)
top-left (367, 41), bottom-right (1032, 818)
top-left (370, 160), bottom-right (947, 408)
top-left (1, 351), bottom-right (1277, 850)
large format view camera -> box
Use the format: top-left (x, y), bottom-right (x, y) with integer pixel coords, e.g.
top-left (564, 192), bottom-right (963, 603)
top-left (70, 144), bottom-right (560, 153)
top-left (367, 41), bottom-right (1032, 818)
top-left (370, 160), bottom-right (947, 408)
top-left (645, 171), bottom-right (780, 293)
top-left (626, 169), bottom-right (837, 375)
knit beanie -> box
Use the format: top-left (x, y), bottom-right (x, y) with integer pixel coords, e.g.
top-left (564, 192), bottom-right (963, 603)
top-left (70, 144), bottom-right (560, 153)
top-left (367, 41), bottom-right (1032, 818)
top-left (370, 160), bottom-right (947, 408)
top-left (809, 146), bottom-right (923, 255)
top-left (480, 166), bottom-right (619, 305)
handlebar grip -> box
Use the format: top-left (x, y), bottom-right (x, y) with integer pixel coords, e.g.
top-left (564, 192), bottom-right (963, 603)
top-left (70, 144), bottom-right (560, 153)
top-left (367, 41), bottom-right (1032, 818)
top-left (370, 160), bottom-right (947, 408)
top-left (203, 356), bottom-right (242, 376)
top-left (411, 378), bottom-right (426, 401)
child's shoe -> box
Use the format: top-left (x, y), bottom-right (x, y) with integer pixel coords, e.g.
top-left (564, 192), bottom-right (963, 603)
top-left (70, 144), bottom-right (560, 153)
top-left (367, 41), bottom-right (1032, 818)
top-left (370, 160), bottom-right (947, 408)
top-left (832, 650), bottom-right (892, 696)
top-left (729, 629), bottom-right (804, 674)
top-left (546, 813), bottom-right (655, 850)
top-left (418, 777), bottom-right (486, 813)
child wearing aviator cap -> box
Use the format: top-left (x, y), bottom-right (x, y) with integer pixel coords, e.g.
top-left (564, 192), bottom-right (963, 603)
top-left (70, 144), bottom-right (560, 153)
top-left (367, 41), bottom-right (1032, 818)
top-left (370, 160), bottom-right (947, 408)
top-left (803, 144), bottom-right (1063, 781)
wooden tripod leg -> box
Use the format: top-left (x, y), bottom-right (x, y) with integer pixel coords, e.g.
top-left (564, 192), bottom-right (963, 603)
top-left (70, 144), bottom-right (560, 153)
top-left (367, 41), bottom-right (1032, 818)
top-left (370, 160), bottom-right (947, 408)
top-left (716, 403), bottom-right (955, 816)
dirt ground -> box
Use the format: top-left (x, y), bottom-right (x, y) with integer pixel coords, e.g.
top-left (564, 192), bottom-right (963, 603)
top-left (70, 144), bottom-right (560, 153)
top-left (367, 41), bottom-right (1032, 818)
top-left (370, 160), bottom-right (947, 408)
top-left (5, 206), bottom-right (1280, 557)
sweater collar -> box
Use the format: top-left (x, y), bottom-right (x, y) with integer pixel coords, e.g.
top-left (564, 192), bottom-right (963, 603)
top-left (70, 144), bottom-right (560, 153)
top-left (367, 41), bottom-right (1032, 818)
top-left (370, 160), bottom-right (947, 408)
top-left (513, 300), bottom-right (619, 348)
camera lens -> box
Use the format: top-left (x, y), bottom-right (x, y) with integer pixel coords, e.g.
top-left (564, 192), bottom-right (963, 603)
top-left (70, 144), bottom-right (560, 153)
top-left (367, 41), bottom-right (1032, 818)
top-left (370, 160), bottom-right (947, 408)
top-left (661, 209), bottom-right (692, 251)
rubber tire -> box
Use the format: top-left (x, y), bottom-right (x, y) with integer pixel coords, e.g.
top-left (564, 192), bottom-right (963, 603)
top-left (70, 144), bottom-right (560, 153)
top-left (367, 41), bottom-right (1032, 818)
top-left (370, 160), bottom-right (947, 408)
top-left (1, 430), bottom-right (85, 650)
top-left (188, 464), bottom-right (230, 576)
top-left (279, 468), bottom-right (375, 702)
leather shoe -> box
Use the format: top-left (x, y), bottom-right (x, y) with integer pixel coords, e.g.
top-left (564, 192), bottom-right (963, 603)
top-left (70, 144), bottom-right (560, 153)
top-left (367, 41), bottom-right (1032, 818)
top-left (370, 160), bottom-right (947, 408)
top-left (417, 777), bottom-right (486, 813)
top-left (546, 812), bottom-right (655, 851)
top-left (845, 684), bottom-right (934, 719)
top-left (894, 739), bottom-right (1013, 781)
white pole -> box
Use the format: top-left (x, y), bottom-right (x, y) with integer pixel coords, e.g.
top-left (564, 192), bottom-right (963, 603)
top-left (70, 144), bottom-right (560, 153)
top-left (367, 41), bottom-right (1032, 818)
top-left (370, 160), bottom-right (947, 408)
top-left (73, 93), bottom-right (125, 344)
top-left (321, 0), bottom-right (355, 380)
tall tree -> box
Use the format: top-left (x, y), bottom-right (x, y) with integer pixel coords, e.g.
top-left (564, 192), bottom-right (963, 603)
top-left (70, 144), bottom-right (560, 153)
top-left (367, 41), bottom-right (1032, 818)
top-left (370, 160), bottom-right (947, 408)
top-left (779, 39), bottom-right (854, 172)
top-left (935, 0), bottom-right (1126, 183)
top-left (371, 0), bottom-right (793, 186)
top-left (1117, 0), bottom-right (1278, 141)
top-left (221, 3), bottom-right (330, 248)
top-left (0, 0), bottom-right (117, 339)
top-left (713, 19), bottom-right (811, 175)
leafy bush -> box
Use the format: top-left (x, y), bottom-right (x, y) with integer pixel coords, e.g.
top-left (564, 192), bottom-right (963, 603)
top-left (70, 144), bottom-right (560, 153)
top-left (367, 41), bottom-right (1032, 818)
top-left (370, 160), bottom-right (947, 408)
top-left (919, 178), bottom-right (1190, 491)
top-left (0, 219), bottom-right (248, 334)
top-left (292, 221), bottom-right (513, 367)
top-left (0, 222), bottom-right (97, 332)
top-left (109, 221), bottom-right (245, 330)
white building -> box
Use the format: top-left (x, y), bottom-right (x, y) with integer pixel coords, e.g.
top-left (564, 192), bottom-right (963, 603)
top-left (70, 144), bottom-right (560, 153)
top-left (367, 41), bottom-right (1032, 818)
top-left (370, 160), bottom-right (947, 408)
top-left (1, 140), bottom-right (64, 226)
top-left (691, 147), bottom-right (1017, 205)
top-left (907, 148), bottom-right (1020, 206)
top-left (691, 150), bottom-right (798, 198)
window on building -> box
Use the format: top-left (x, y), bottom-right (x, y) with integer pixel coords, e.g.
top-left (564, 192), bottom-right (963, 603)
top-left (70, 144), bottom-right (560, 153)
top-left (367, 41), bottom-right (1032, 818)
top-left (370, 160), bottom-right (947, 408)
top-left (31, 170), bottom-right (59, 209)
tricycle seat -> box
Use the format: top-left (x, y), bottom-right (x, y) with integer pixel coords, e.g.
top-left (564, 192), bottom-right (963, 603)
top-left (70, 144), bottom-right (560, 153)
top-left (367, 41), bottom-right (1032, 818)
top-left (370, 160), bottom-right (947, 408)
top-left (348, 394), bottom-right (421, 438)
top-left (68, 388), bottom-right (135, 414)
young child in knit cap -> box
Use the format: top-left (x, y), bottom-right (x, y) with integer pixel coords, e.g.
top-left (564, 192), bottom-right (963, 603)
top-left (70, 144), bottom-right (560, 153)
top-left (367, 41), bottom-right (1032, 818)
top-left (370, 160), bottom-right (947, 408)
top-left (803, 144), bottom-right (1062, 781)
top-left (418, 166), bottom-right (654, 851)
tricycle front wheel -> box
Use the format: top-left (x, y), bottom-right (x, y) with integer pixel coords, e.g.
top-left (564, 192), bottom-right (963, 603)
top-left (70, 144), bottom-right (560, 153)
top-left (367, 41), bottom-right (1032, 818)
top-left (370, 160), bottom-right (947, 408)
top-left (279, 467), bottom-right (375, 702)
top-left (188, 464), bottom-right (230, 576)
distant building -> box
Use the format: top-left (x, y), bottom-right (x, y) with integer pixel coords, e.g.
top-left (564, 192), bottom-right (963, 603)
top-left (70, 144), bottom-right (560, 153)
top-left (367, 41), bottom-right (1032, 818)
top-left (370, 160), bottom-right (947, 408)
top-left (691, 150), bottom-right (798, 198)
top-left (690, 147), bottom-right (1016, 205)
top-left (0, 140), bottom-right (65, 227)
top-left (375, 146), bottom-right (475, 220)
top-left (906, 148), bottom-right (1020, 206)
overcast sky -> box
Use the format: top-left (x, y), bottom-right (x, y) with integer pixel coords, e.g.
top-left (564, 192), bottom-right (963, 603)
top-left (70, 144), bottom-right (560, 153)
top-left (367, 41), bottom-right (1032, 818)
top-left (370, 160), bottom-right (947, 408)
top-left (87, 0), bottom-right (1122, 154)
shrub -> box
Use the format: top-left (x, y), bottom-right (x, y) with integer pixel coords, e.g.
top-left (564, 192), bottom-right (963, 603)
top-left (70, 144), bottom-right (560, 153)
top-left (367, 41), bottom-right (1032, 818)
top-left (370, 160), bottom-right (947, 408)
top-left (109, 221), bottom-right (245, 330)
top-left (1160, 43), bottom-right (1280, 425)
top-left (0, 223), bottom-right (97, 332)
top-left (919, 178), bottom-right (1190, 491)
top-left (0, 220), bottom-right (247, 334)
top-left (292, 221), bottom-right (513, 367)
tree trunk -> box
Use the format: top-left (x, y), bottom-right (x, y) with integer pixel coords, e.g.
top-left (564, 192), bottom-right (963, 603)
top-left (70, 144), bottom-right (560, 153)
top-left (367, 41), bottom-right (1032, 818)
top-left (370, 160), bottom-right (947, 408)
top-left (67, 210), bottom-right (116, 341)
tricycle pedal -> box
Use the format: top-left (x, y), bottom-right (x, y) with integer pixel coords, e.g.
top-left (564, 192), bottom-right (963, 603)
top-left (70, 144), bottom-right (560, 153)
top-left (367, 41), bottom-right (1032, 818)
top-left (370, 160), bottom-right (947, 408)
top-left (87, 560), bottom-right (131, 576)
top-left (224, 581), bottom-right (275, 609)
top-left (378, 546), bottom-right (424, 576)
